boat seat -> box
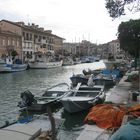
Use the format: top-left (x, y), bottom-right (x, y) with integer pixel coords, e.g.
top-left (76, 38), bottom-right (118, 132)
top-left (76, 91), bottom-right (100, 97)
top-left (79, 86), bottom-right (103, 91)
top-left (77, 90), bottom-right (101, 93)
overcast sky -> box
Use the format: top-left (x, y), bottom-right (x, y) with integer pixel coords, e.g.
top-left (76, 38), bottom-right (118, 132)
top-left (0, 0), bottom-right (140, 44)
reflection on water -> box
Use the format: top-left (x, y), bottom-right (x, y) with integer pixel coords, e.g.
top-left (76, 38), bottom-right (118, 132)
top-left (57, 109), bottom-right (88, 140)
top-left (61, 109), bottom-right (88, 131)
top-left (0, 61), bottom-right (105, 139)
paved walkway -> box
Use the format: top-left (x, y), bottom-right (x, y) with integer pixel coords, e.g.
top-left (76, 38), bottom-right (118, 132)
top-left (105, 76), bottom-right (132, 104)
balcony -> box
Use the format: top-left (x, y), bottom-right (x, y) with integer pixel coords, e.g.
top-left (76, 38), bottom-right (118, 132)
top-left (23, 37), bottom-right (33, 43)
top-left (22, 46), bottom-right (34, 52)
top-left (35, 39), bottom-right (47, 44)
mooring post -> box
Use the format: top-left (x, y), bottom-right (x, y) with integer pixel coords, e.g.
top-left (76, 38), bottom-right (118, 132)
top-left (47, 105), bottom-right (56, 140)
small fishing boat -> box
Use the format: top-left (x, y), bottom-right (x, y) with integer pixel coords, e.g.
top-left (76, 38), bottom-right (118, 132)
top-left (0, 58), bottom-right (27, 73)
top-left (70, 74), bottom-right (90, 87)
top-left (93, 69), bottom-right (120, 86)
top-left (61, 83), bottom-right (105, 113)
top-left (62, 57), bottom-right (74, 66)
top-left (93, 74), bottom-right (115, 86)
top-left (18, 83), bottom-right (70, 111)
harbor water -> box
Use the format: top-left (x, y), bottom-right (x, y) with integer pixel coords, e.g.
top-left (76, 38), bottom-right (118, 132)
top-left (0, 61), bottom-right (105, 139)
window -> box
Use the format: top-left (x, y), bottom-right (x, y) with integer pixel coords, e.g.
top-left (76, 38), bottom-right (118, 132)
top-left (8, 40), bottom-right (10, 45)
top-left (12, 40), bottom-right (15, 46)
top-left (2, 39), bottom-right (5, 46)
top-left (17, 41), bottom-right (19, 46)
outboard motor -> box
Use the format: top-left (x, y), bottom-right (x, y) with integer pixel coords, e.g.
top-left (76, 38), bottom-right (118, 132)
top-left (83, 69), bottom-right (87, 75)
top-left (18, 90), bottom-right (37, 108)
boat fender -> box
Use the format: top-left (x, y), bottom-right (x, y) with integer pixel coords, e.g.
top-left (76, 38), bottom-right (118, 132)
top-left (88, 96), bottom-right (104, 105)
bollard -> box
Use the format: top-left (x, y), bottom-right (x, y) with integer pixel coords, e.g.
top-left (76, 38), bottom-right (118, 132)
top-left (132, 92), bottom-right (139, 101)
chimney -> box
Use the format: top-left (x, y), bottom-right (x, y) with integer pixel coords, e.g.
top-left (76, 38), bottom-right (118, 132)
top-left (16, 21), bottom-right (25, 26)
top-left (31, 23), bottom-right (35, 27)
top-left (44, 30), bottom-right (52, 34)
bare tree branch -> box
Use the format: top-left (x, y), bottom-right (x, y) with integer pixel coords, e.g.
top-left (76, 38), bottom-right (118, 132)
top-left (106, 0), bottom-right (140, 18)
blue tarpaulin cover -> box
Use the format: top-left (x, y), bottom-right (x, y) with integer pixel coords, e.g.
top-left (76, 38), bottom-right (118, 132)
top-left (110, 118), bottom-right (140, 140)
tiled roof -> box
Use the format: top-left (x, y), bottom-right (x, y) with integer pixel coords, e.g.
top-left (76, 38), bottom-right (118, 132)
top-left (0, 19), bottom-right (64, 39)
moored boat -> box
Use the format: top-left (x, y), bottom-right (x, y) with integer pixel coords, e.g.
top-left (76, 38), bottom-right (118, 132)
top-left (93, 75), bottom-right (115, 87)
top-left (61, 83), bottom-right (105, 113)
top-left (103, 59), bottom-right (120, 70)
top-left (62, 57), bottom-right (74, 66)
top-left (0, 58), bottom-right (27, 73)
top-left (70, 74), bottom-right (89, 87)
top-left (18, 83), bottom-right (70, 111)
top-left (28, 60), bottom-right (63, 69)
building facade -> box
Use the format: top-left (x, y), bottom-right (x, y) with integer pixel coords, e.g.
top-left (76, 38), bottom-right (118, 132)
top-left (0, 20), bottom-right (64, 62)
top-left (0, 30), bottom-right (22, 59)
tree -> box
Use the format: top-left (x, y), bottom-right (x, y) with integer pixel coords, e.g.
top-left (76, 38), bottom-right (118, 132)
top-left (11, 50), bottom-right (18, 59)
top-left (106, 0), bottom-right (140, 18)
top-left (105, 0), bottom-right (140, 91)
top-left (118, 19), bottom-right (140, 91)
top-left (118, 19), bottom-right (140, 62)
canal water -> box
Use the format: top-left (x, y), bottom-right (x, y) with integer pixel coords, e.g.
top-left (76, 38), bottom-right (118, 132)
top-left (0, 61), bottom-right (105, 139)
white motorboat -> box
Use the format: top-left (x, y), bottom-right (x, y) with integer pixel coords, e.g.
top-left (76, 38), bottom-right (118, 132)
top-left (103, 59), bottom-right (120, 69)
top-left (61, 83), bottom-right (105, 113)
top-left (62, 57), bottom-right (74, 66)
top-left (103, 55), bottom-right (127, 70)
top-left (29, 60), bottom-right (63, 69)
